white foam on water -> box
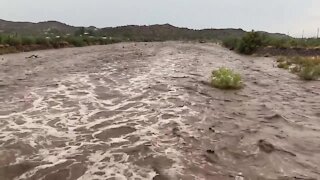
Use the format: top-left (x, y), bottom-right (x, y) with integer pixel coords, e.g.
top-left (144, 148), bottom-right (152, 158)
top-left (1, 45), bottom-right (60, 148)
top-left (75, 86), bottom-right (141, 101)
top-left (2, 58), bottom-right (196, 179)
top-left (4, 44), bottom-right (318, 179)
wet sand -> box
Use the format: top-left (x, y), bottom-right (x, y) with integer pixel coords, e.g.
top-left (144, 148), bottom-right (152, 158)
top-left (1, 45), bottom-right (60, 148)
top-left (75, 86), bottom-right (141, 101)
top-left (0, 42), bottom-right (319, 180)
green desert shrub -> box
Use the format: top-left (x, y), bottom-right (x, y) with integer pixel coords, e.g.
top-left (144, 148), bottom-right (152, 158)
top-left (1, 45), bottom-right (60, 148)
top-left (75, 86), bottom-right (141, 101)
top-left (83, 37), bottom-right (95, 45)
top-left (237, 31), bottom-right (263, 54)
top-left (277, 56), bottom-right (320, 80)
top-left (98, 38), bottom-right (108, 45)
top-left (276, 57), bottom-right (286, 63)
top-left (66, 37), bottom-right (86, 47)
top-left (35, 37), bottom-right (50, 45)
top-left (262, 36), bottom-right (291, 49)
top-left (277, 56), bottom-right (320, 68)
top-left (298, 65), bottom-right (320, 80)
top-left (211, 67), bottom-right (243, 89)
top-left (3, 36), bottom-right (22, 46)
top-left (48, 38), bottom-right (60, 48)
top-left (277, 60), bottom-right (292, 69)
top-left (277, 62), bottom-right (289, 69)
top-left (289, 64), bottom-right (301, 73)
top-left (21, 36), bottom-right (36, 45)
top-left (222, 37), bottom-right (240, 50)
top-left (294, 56), bottom-right (320, 67)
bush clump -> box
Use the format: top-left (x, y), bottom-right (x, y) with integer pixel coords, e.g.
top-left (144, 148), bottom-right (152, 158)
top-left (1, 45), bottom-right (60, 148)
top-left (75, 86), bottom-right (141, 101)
top-left (21, 36), bottom-right (36, 45)
top-left (276, 56), bottom-right (320, 80)
top-left (222, 31), bottom-right (263, 55)
top-left (277, 62), bottom-right (289, 69)
top-left (66, 37), bottom-right (86, 47)
top-left (2, 36), bottom-right (22, 46)
top-left (277, 58), bottom-right (291, 69)
top-left (211, 67), bottom-right (243, 89)
top-left (298, 65), bottom-right (320, 80)
top-left (237, 31), bottom-right (263, 54)
top-left (222, 37), bottom-right (240, 50)
top-left (35, 37), bottom-right (50, 46)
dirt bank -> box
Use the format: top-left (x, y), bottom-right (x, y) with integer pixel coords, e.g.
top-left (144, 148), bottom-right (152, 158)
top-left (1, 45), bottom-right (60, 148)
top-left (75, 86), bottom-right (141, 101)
top-left (0, 44), bottom-right (73, 55)
top-left (0, 42), bottom-right (319, 180)
top-left (255, 46), bottom-right (320, 57)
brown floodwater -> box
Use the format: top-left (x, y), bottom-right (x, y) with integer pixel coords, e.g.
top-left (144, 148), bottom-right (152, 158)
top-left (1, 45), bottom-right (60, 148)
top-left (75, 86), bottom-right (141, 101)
top-left (0, 42), bottom-right (319, 180)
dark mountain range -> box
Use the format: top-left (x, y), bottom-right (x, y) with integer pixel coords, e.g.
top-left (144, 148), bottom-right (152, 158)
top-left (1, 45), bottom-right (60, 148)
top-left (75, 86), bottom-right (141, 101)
top-left (0, 19), bottom-right (288, 40)
top-left (0, 19), bottom-right (77, 35)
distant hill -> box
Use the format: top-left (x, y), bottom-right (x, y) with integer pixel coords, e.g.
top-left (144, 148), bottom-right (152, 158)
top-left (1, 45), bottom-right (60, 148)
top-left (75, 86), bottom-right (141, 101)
top-left (98, 24), bottom-right (247, 41)
top-left (0, 19), bottom-right (77, 35)
top-left (0, 19), bottom-right (288, 40)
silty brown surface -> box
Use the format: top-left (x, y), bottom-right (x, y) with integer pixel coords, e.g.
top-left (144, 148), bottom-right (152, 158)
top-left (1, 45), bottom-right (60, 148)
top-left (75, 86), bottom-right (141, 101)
top-left (0, 42), bottom-right (319, 180)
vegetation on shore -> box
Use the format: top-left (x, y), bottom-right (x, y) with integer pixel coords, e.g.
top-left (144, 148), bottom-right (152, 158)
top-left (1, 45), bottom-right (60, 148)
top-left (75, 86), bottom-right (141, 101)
top-left (2, 20), bottom-right (311, 56)
top-left (277, 56), bottom-right (320, 80)
top-left (223, 31), bottom-right (320, 81)
top-left (0, 34), bottom-right (121, 48)
top-left (223, 31), bottom-right (320, 55)
top-left (0, 27), bottom-right (128, 54)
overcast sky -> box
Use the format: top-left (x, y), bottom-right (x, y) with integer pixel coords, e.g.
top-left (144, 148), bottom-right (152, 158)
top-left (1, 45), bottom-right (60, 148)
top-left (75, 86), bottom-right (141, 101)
top-left (1, 0), bottom-right (320, 37)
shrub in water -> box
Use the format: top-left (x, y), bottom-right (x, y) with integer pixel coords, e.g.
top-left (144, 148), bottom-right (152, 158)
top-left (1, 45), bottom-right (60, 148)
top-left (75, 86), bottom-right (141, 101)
top-left (211, 67), bottom-right (243, 89)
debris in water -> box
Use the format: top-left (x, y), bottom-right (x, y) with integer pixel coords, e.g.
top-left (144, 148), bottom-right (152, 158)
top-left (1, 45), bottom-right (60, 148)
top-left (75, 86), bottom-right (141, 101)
top-left (209, 126), bottom-right (215, 132)
top-left (258, 139), bottom-right (275, 153)
top-left (264, 113), bottom-right (281, 119)
top-left (26, 54), bottom-right (39, 59)
top-left (172, 127), bottom-right (181, 137)
top-left (235, 173), bottom-right (244, 180)
top-left (205, 149), bottom-right (219, 163)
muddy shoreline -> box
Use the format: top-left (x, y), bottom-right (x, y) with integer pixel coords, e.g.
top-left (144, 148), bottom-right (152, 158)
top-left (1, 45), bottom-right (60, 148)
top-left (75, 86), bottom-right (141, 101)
top-left (0, 42), bottom-right (319, 180)
top-left (3, 43), bottom-right (320, 57)
top-left (255, 46), bottom-right (320, 57)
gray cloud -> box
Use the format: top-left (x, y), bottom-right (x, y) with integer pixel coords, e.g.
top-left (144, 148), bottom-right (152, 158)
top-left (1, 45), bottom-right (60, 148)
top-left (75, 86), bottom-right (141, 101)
top-left (1, 0), bottom-right (319, 37)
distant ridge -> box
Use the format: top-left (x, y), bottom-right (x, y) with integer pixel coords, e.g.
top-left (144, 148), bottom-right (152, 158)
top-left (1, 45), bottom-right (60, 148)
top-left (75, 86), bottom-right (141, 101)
top-left (0, 19), bottom-right (77, 34)
top-left (0, 19), bottom-right (288, 40)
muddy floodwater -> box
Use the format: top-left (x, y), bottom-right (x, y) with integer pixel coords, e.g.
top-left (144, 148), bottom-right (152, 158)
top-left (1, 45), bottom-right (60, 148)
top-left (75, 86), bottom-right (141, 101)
top-left (0, 42), bottom-right (319, 180)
